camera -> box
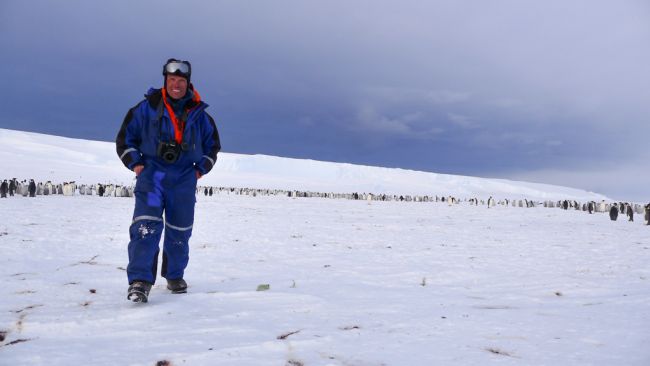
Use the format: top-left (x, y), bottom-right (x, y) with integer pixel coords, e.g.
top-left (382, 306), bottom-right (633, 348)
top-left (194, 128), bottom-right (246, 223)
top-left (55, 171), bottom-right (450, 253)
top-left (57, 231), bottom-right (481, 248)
top-left (157, 141), bottom-right (188, 163)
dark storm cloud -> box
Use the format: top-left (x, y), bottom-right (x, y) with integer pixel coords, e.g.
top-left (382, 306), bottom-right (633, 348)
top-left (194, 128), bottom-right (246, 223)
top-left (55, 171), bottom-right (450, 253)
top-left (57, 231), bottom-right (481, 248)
top-left (1, 0), bottom-right (649, 200)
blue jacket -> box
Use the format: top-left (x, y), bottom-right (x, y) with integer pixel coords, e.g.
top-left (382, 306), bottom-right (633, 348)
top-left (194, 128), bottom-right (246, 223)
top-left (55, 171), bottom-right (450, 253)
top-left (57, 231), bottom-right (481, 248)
top-left (116, 87), bottom-right (221, 176)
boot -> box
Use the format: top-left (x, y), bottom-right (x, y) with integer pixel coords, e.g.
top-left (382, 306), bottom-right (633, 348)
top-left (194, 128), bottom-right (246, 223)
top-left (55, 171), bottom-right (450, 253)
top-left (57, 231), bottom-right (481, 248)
top-left (166, 278), bottom-right (187, 294)
top-left (127, 280), bottom-right (152, 303)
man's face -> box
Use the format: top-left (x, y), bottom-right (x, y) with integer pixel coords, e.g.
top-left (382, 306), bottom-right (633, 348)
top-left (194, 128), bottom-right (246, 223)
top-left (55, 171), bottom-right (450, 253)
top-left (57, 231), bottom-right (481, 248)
top-left (166, 74), bottom-right (188, 99)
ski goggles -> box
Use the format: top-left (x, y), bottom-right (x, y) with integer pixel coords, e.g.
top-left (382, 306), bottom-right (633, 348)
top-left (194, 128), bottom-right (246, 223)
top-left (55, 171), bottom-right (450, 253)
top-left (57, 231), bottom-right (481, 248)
top-left (163, 60), bottom-right (191, 76)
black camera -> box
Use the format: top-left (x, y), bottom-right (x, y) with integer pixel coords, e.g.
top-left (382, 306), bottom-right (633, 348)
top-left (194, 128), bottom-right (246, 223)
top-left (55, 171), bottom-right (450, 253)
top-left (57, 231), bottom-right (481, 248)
top-left (157, 141), bottom-right (188, 163)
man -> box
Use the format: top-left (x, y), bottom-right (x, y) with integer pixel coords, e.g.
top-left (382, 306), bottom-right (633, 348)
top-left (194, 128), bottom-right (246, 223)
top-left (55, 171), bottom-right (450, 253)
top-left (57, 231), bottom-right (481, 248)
top-left (116, 59), bottom-right (221, 303)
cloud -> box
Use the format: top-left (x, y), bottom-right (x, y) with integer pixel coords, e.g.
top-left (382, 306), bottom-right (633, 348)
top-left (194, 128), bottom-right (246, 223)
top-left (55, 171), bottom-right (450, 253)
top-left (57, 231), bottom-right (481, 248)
top-left (297, 116), bottom-right (315, 127)
top-left (427, 90), bottom-right (472, 105)
top-left (505, 156), bottom-right (650, 202)
top-left (447, 113), bottom-right (479, 129)
top-left (545, 140), bottom-right (563, 147)
top-left (354, 104), bottom-right (443, 139)
top-left (487, 98), bottom-right (523, 109)
top-left (363, 86), bottom-right (471, 106)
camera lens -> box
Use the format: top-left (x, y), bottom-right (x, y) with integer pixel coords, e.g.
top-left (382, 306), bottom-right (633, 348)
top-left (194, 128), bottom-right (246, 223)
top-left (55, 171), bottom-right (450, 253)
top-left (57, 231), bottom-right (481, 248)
top-left (164, 153), bottom-right (174, 162)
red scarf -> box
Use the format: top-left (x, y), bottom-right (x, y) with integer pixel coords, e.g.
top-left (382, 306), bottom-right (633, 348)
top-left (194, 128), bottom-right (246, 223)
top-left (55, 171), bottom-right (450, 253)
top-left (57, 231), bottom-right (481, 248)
top-left (161, 88), bottom-right (202, 144)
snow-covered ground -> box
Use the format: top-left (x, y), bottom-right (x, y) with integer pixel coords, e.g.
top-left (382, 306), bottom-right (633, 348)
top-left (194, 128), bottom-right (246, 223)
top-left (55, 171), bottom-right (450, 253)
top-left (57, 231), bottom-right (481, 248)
top-left (0, 128), bottom-right (610, 202)
top-left (1, 193), bottom-right (649, 365)
top-left (1, 128), bottom-right (646, 364)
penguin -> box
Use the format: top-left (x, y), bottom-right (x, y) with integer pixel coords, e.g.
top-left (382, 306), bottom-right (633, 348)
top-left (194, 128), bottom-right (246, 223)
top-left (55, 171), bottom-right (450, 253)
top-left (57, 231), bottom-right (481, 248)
top-left (8, 179), bottom-right (16, 196)
top-left (609, 204), bottom-right (619, 221)
top-left (626, 204), bottom-right (634, 222)
top-left (28, 179), bottom-right (36, 197)
top-left (0, 180), bottom-right (7, 198)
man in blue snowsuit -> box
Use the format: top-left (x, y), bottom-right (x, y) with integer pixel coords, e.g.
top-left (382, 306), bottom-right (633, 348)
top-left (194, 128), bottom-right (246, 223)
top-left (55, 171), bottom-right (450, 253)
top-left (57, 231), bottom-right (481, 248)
top-left (116, 59), bottom-right (221, 302)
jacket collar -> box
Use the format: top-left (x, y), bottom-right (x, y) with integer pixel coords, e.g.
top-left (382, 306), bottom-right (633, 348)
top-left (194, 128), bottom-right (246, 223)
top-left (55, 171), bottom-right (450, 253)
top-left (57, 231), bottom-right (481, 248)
top-left (145, 84), bottom-right (204, 111)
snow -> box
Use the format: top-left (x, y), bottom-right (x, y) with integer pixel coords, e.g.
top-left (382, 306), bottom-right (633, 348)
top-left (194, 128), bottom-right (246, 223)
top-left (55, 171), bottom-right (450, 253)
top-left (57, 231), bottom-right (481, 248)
top-left (1, 128), bottom-right (649, 365)
top-left (0, 128), bottom-right (609, 201)
top-left (1, 194), bottom-right (649, 365)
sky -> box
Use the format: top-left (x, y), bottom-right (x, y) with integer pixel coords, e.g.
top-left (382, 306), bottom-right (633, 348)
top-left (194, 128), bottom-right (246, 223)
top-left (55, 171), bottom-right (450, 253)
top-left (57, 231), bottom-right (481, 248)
top-left (1, 0), bottom-right (649, 201)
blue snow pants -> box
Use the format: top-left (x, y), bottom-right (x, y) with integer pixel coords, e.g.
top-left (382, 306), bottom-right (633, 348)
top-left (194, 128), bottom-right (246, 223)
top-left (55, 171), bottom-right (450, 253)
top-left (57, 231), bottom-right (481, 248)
top-left (127, 162), bottom-right (197, 284)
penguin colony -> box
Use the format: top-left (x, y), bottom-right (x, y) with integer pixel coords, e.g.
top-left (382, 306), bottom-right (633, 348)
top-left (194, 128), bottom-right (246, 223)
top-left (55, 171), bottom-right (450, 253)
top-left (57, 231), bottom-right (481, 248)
top-left (2, 177), bottom-right (649, 225)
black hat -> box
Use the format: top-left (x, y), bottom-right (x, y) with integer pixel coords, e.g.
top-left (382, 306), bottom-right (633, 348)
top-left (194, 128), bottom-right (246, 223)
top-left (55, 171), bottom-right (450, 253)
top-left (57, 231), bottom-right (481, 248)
top-left (162, 58), bottom-right (191, 83)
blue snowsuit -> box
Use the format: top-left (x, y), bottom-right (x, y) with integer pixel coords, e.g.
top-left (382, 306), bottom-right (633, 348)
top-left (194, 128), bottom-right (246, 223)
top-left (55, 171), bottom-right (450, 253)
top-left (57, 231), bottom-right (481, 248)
top-left (116, 87), bottom-right (220, 284)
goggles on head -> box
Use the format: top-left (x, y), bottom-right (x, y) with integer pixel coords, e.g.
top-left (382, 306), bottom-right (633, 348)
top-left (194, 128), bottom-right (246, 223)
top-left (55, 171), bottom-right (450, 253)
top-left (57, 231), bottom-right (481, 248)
top-left (163, 59), bottom-right (191, 79)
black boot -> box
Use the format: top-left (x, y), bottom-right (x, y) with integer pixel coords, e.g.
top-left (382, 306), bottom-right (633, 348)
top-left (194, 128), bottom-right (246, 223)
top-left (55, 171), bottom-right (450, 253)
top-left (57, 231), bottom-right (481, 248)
top-left (127, 281), bottom-right (152, 303)
top-left (166, 278), bottom-right (187, 294)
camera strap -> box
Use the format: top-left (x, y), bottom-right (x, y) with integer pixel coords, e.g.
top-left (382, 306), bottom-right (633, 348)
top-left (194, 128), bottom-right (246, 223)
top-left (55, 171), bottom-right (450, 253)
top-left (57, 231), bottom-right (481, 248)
top-left (156, 99), bottom-right (190, 153)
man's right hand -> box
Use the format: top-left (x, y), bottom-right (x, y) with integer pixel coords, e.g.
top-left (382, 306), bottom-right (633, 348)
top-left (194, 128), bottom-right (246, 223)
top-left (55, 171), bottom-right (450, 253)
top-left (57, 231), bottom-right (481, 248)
top-left (133, 165), bottom-right (144, 176)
